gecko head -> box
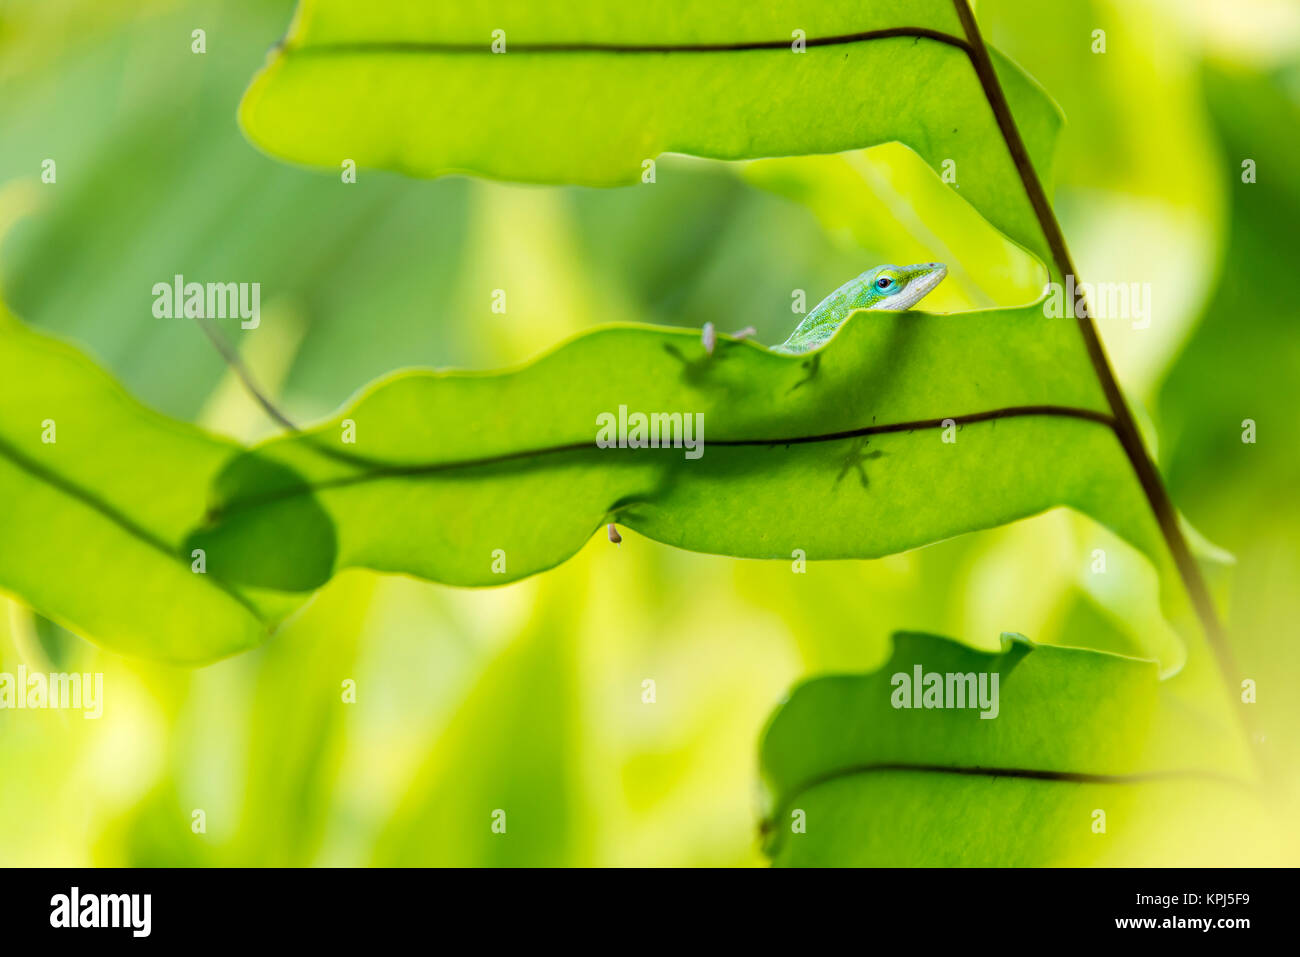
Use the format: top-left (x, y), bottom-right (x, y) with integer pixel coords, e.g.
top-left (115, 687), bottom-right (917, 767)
top-left (862, 262), bottom-right (947, 310)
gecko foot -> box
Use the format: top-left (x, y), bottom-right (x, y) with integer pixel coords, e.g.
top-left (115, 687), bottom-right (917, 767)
top-left (834, 438), bottom-right (885, 489)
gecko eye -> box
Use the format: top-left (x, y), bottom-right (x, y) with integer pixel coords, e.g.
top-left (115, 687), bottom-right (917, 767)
top-left (876, 277), bottom-right (893, 289)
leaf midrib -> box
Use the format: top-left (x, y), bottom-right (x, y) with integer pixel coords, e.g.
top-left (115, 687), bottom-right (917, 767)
top-left (0, 434), bottom-right (263, 619)
top-left (759, 762), bottom-right (1251, 838)
top-left (277, 27), bottom-right (971, 58)
top-left (210, 403), bottom-right (1114, 518)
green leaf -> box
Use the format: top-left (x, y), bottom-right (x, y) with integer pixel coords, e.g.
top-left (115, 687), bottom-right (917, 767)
top-left (760, 631), bottom-right (1265, 866)
top-left (239, 0), bottom-right (1062, 262)
top-left (0, 308), bottom-right (282, 663)
top-left (190, 304), bottom-right (1165, 596)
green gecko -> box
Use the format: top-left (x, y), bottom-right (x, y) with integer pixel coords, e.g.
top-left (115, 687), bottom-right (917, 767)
top-left (773, 262), bottom-right (947, 355)
top-left (621, 263), bottom-right (947, 545)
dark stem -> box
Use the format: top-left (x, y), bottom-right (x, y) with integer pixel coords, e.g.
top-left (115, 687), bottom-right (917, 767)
top-left (196, 319), bottom-right (301, 433)
top-left (949, 2), bottom-right (1244, 709)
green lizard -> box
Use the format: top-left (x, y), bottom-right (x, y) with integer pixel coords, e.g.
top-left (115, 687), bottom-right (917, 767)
top-left (628, 263), bottom-right (948, 544)
top-left (773, 262), bottom-right (947, 354)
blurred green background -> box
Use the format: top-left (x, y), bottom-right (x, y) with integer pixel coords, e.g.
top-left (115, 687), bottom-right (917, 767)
top-left (0, 0), bottom-right (1297, 865)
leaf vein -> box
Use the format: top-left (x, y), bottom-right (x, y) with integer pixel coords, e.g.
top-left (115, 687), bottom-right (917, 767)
top-left (0, 435), bottom-right (263, 620)
top-left (276, 28), bottom-right (972, 59)
top-left (210, 404), bottom-right (1114, 518)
